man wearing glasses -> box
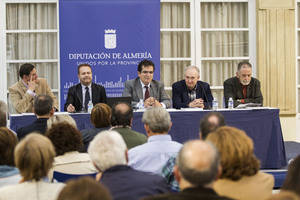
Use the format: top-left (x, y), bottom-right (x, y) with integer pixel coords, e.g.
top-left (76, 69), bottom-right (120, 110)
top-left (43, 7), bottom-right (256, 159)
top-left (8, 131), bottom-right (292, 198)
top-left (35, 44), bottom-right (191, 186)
top-left (172, 66), bottom-right (213, 109)
top-left (122, 59), bottom-right (171, 108)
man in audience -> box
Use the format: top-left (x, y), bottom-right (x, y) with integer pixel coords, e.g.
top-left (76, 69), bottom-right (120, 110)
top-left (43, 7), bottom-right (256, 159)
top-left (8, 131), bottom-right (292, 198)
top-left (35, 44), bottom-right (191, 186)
top-left (0, 100), bottom-right (7, 127)
top-left (172, 66), bottom-right (213, 109)
top-left (199, 111), bottom-right (226, 139)
top-left (110, 102), bottom-right (147, 149)
top-left (224, 61), bottom-right (263, 108)
top-left (9, 63), bottom-right (58, 113)
top-left (16, 95), bottom-right (54, 140)
top-left (143, 140), bottom-right (233, 200)
top-left (128, 107), bottom-right (182, 174)
top-left (64, 63), bottom-right (107, 112)
top-left (88, 131), bottom-right (170, 200)
top-left (122, 59), bottom-right (171, 108)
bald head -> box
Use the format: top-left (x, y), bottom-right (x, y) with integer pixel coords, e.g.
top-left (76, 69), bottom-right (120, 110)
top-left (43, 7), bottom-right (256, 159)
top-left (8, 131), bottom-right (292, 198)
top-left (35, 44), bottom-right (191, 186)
top-left (176, 140), bottom-right (220, 187)
top-left (111, 102), bottom-right (133, 127)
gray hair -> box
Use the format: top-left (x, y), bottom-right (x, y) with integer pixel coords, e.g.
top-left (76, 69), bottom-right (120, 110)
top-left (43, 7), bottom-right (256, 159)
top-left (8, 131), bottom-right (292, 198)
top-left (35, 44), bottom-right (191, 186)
top-left (176, 140), bottom-right (220, 186)
top-left (88, 130), bottom-right (127, 172)
top-left (142, 107), bottom-right (171, 133)
top-left (47, 114), bottom-right (77, 130)
top-left (184, 66), bottom-right (200, 75)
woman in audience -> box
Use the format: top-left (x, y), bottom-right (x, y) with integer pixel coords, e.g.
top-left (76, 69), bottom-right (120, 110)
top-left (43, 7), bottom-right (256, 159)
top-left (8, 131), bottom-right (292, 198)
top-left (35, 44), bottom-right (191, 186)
top-left (46, 122), bottom-right (97, 181)
top-left (47, 114), bottom-right (77, 129)
top-left (282, 155), bottom-right (300, 196)
top-left (0, 127), bottom-right (21, 187)
top-left (57, 176), bottom-right (112, 200)
top-left (0, 133), bottom-right (64, 200)
top-left (206, 126), bottom-right (274, 200)
top-left (81, 103), bottom-right (112, 151)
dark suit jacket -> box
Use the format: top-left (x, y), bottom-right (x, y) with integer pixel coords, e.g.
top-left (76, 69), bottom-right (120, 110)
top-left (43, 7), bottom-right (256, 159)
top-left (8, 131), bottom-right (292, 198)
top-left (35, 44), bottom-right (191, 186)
top-left (64, 83), bottom-right (107, 112)
top-left (16, 117), bottom-right (48, 140)
top-left (122, 78), bottom-right (171, 108)
top-left (142, 186), bottom-right (234, 200)
top-left (80, 127), bottom-right (110, 152)
top-left (101, 165), bottom-right (170, 200)
top-left (224, 77), bottom-right (263, 108)
top-left (172, 80), bottom-right (213, 109)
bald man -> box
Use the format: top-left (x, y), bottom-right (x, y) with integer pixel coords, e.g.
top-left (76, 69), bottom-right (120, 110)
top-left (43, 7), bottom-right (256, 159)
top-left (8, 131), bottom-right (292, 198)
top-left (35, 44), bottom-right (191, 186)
top-left (143, 140), bottom-right (233, 200)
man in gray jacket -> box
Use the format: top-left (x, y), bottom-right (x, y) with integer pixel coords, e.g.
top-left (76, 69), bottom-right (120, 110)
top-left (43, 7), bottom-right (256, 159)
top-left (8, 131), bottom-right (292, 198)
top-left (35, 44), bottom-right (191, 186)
top-left (122, 59), bottom-right (171, 108)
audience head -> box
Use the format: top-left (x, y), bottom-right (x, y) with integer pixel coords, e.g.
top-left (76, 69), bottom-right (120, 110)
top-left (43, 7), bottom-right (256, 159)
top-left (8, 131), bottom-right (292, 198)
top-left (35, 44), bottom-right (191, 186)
top-left (0, 101), bottom-right (7, 127)
top-left (267, 191), bottom-right (300, 200)
top-left (15, 133), bottom-right (55, 181)
top-left (34, 95), bottom-right (54, 116)
top-left (111, 102), bottom-right (133, 127)
top-left (282, 155), bottom-right (300, 196)
top-left (236, 61), bottom-right (252, 86)
top-left (88, 131), bottom-right (127, 172)
top-left (19, 63), bottom-right (37, 81)
top-left (57, 176), bottom-right (112, 200)
top-left (47, 114), bottom-right (77, 130)
top-left (199, 112), bottom-right (225, 139)
top-left (0, 127), bottom-right (18, 166)
top-left (77, 63), bottom-right (92, 86)
top-left (175, 140), bottom-right (220, 188)
top-left (137, 59), bottom-right (155, 85)
top-left (206, 126), bottom-right (260, 181)
top-left (91, 103), bottom-right (111, 128)
top-left (184, 66), bottom-right (200, 90)
top-left (142, 107), bottom-right (171, 134)
top-left (46, 122), bottom-right (83, 156)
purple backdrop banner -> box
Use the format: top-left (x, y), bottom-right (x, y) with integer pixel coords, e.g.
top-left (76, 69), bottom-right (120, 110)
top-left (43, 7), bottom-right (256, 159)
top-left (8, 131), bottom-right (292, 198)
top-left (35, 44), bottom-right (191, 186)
top-left (59, 0), bottom-right (160, 110)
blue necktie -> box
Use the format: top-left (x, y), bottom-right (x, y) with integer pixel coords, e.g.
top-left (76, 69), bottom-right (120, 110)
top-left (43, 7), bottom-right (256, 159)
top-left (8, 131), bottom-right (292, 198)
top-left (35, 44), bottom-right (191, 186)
top-left (84, 86), bottom-right (90, 111)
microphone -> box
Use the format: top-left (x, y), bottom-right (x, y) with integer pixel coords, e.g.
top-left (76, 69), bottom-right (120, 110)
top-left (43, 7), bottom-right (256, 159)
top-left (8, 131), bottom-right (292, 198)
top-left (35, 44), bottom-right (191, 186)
top-left (199, 83), bottom-right (211, 110)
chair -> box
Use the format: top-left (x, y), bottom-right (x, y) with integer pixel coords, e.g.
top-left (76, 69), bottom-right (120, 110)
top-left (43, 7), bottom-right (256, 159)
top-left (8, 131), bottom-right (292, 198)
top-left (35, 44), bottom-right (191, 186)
top-left (53, 171), bottom-right (97, 183)
top-left (262, 169), bottom-right (287, 189)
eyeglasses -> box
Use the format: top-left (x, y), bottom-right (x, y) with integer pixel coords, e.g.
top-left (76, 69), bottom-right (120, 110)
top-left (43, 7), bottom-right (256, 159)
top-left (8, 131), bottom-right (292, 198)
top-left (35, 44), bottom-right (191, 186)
top-left (141, 71), bottom-right (153, 74)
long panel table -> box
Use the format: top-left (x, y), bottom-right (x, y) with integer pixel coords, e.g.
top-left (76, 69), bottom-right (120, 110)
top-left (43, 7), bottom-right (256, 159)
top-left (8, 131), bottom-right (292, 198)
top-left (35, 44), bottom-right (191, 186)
top-left (9, 108), bottom-right (286, 169)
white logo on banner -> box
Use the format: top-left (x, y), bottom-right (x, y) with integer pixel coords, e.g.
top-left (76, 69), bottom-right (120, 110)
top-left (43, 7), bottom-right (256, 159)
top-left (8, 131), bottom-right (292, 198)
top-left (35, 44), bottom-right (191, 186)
top-left (104, 29), bottom-right (117, 49)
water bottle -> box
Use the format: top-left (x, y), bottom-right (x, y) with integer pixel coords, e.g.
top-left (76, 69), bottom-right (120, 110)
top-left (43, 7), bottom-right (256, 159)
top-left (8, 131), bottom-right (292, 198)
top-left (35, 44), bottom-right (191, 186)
top-left (228, 97), bottom-right (234, 109)
top-left (137, 99), bottom-right (144, 109)
top-left (212, 98), bottom-right (218, 110)
top-left (87, 101), bottom-right (93, 113)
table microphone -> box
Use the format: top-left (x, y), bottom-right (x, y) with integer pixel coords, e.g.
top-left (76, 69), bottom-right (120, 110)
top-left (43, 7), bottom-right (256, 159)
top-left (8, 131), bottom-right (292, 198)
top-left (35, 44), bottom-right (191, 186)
top-left (199, 83), bottom-right (211, 110)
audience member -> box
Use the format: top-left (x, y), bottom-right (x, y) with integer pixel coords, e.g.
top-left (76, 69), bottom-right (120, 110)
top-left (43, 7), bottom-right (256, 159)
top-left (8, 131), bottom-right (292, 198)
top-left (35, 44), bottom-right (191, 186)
top-left (16, 95), bottom-right (54, 140)
top-left (57, 176), bottom-right (112, 200)
top-left (129, 107), bottom-right (182, 174)
top-left (88, 130), bottom-right (170, 200)
top-left (143, 140), bottom-right (233, 200)
top-left (110, 102), bottom-right (147, 149)
top-left (224, 61), bottom-right (263, 108)
top-left (47, 114), bottom-right (77, 130)
top-left (0, 127), bottom-right (21, 187)
top-left (0, 133), bottom-right (64, 200)
top-left (9, 63), bottom-right (58, 113)
top-left (64, 63), bottom-right (107, 112)
top-left (46, 123), bottom-right (96, 181)
top-left (161, 111), bottom-right (226, 191)
top-left (81, 103), bottom-right (111, 151)
top-left (267, 191), bottom-right (300, 200)
top-left (122, 59), bottom-right (171, 108)
top-left (206, 126), bottom-right (274, 200)
top-left (172, 66), bottom-right (213, 109)
top-left (0, 101), bottom-right (7, 127)
top-left (282, 155), bottom-right (300, 196)
top-left (199, 111), bottom-right (226, 139)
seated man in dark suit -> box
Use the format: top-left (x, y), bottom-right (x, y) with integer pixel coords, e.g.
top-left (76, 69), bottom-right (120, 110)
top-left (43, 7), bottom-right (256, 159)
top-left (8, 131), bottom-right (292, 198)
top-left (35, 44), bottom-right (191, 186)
top-left (143, 140), bottom-right (233, 200)
top-left (88, 131), bottom-right (170, 200)
top-left (64, 63), bottom-right (107, 112)
top-left (172, 66), bottom-right (213, 109)
top-left (122, 59), bottom-right (171, 108)
top-left (17, 94), bottom-right (54, 140)
top-left (224, 61), bottom-right (263, 108)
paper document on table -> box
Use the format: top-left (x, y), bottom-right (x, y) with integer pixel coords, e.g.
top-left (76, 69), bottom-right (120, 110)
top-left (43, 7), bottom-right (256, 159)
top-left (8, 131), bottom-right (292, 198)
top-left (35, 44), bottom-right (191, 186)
top-left (236, 103), bottom-right (262, 109)
top-left (180, 108), bottom-right (204, 111)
